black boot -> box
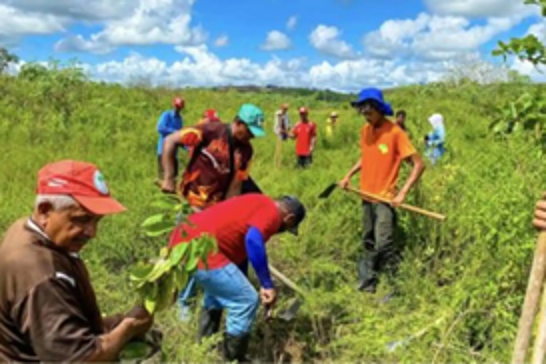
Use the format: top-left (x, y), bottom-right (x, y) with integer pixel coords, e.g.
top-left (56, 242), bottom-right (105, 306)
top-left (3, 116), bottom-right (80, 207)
top-left (357, 256), bottom-right (378, 293)
top-left (223, 333), bottom-right (251, 363)
top-left (197, 309), bottom-right (223, 343)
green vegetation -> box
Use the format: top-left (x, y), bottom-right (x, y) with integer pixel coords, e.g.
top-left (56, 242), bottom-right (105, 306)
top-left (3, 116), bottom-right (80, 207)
top-left (0, 60), bottom-right (544, 362)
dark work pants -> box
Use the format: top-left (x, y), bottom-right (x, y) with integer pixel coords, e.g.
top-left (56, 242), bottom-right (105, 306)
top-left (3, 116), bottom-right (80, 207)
top-left (157, 155), bottom-right (179, 180)
top-left (358, 201), bottom-right (398, 291)
top-left (297, 155), bottom-right (312, 168)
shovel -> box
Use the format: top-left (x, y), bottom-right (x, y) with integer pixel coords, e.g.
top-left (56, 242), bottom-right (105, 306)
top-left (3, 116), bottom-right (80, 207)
top-left (268, 264), bottom-right (307, 322)
top-left (318, 183), bottom-right (447, 221)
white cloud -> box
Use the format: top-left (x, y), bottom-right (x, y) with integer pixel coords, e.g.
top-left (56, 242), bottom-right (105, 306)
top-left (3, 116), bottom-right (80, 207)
top-left (261, 30), bottom-right (291, 51)
top-left (364, 12), bottom-right (527, 61)
top-left (70, 45), bottom-right (455, 92)
top-left (0, 3), bottom-right (68, 45)
top-left (214, 34), bottom-right (228, 47)
top-left (286, 16), bottom-right (297, 30)
top-left (309, 25), bottom-right (358, 60)
top-left (424, 0), bottom-right (537, 18)
top-left (52, 0), bottom-right (207, 54)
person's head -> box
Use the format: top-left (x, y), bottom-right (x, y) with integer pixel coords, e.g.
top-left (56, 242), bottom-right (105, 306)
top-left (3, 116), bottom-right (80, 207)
top-left (33, 160), bottom-right (126, 254)
top-left (203, 109), bottom-right (220, 123)
top-left (232, 103), bottom-right (266, 143)
top-left (299, 107), bottom-right (309, 122)
top-left (396, 110), bottom-right (406, 124)
top-left (173, 97), bottom-right (184, 112)
top-left (350, 88), bottom-right (393, 127)
top-left (330, 111), bottom-right (338, 120)
top-left (281, 103), bottom-right (289, 114)
top-left (428, 113), bottom-right (444, 130)
top-left (274, 196), bottom-right (306, 236)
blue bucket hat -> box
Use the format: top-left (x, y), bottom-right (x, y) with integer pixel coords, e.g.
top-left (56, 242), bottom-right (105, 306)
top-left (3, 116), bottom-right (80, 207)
top-left (350, 87), bottom-right (394, 116)
top-left (237, 103), bottom-right (265, 137)
top-left (280, 195), bottom-right (306, 236)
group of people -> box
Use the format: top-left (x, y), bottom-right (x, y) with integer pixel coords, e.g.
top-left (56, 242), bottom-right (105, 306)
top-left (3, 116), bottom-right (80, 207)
top-left (0, 87), bottom-right (494, 363)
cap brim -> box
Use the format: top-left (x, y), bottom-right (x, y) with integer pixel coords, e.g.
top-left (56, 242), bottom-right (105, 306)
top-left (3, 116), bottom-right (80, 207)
top-left (74, 195), bottom-right (127, 215)
top-left (249, 125), bottom-right (266, 137)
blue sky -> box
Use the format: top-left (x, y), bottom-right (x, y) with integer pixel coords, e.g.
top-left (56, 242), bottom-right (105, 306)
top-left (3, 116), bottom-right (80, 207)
top-left (1, 0), bottom-right (544, 91)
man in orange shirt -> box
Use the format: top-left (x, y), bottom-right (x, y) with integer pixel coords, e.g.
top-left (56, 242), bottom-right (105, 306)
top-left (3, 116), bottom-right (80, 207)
top-left (290, 107), bottom-right (317, 168)
top-left (339, 88), bottom-right (425, 293)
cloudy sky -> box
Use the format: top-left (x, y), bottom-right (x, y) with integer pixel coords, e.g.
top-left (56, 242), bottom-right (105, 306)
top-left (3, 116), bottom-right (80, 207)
top-left (0, 0), bottom-right (544, 92)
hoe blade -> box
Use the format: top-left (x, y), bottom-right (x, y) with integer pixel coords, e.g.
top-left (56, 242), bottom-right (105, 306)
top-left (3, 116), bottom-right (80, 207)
top-left (276, 298), bottom-right (302, 322)
top-left (318, 183), bottom-right (338, 199)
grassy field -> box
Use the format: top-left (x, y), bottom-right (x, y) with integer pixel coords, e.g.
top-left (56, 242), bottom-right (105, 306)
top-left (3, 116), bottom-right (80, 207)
top-left (0, 69), bottom-right (544, 362)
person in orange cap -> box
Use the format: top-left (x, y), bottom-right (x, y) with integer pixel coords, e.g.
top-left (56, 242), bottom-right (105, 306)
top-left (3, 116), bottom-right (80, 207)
top-left (290, 107), bottom-right (317, 168)
top-left (0, 160), bottom-right (154, 362)
top-left (197, 109), bottom-right (221, 125)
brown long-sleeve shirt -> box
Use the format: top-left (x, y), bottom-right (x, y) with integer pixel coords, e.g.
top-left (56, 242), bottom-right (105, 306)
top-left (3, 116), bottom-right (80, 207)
top-left (0, 218), bottom-right (105, 362)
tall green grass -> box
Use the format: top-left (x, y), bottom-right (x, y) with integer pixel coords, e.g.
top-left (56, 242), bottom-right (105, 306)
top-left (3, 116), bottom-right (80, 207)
top-left (0, 71), bottom-right (542, 362)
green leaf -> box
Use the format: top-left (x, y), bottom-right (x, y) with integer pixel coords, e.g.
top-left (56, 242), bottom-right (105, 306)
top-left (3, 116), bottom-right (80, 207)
top-left (169, 243), bottom-right (189, 267)
top-left (119, 342), bottom-right (153, 360)
top-left (173, 267), bottom-right (189, 291)
top-left (141, 214), bottom-right (174, 237)
top-left (129, 263), bottom-right (155, 282)
top-left (146, 259), bottom-right (171, 282)
top-left (143, 284), bottom-right (158, 313)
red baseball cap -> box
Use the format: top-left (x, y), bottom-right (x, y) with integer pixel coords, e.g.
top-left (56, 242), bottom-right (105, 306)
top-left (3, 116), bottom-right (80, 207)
top-left (203, 109), bottom-right (220, 122)
top-left (173, 97), bottom-right (184, 109)
top-left (36, 160), bottom-right (126, 215)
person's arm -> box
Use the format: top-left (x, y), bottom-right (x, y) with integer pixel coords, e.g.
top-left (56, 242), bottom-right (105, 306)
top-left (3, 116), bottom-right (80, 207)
top-left (244, 226), bottom-right (274, 289)
top-left (162, 126), bottom-right (204, 184)
top-left (392, 132), bottom-right (426, 205)
top-left (17, 277), bottom-right (152, 363)
top-left (289, 124), bottom-right (298, 139)
top-left (341, 159), bottom-right (362, 185)
top-left (226, 151), bottom-right (253, 199)
top-left (310, 123), bottom-right (317, 152)
top-left (398, 153), bottom-right (425, 197)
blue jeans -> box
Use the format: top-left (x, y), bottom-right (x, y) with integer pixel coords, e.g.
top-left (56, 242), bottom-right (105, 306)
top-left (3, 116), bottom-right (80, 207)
top-left (193, 263), bottom-right (260, 336)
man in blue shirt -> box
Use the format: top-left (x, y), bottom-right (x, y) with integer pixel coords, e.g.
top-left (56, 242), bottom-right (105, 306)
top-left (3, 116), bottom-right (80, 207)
top-left (156, 97), bottom-right (184, 185)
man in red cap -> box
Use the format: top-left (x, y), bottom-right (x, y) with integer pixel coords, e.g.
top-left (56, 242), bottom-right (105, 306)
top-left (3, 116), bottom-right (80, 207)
top-left (290, 107), bottom-right (317, 168)
top-left (0, 160), bottom-right (154, 362)
top-left (156, 97), bottom-right (185, 185)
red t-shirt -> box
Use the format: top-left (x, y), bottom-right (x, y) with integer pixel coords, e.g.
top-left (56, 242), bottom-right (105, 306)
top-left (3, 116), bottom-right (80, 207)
top-left (292, 121), bottom-right (317, 156)
top-left (168, 194), bottom-right (282, 269)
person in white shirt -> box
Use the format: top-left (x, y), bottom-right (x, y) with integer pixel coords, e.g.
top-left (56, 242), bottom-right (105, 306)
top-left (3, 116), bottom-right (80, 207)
top-left (273, 104), bottom-right (291, 140)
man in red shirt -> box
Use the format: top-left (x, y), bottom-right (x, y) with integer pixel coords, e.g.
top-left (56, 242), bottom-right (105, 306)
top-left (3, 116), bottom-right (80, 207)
top-left (290, 107), bottom-right (317, 168)
top-left (168, 193), bottom-right (306, 362)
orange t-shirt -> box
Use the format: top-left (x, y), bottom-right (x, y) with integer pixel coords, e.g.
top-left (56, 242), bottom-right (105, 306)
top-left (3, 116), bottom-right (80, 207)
top-left (360, 121), bottom-right (416, 199)
top-left (292, 121), bottom-right (317, 156)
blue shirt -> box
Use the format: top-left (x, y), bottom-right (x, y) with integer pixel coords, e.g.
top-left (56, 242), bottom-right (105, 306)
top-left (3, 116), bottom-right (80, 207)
top-left (425, 124), bottom-right (446, 162)
top-left (157, 110), bottom-right (183, 155)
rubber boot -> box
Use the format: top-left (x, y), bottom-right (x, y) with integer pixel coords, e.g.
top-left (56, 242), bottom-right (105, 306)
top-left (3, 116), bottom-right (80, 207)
top-left (197, 309), bottom-right (223, 343)
top-left (223, 333), bottom-right (251, 363)
top-left (357, 256), bottom-right (378, 293)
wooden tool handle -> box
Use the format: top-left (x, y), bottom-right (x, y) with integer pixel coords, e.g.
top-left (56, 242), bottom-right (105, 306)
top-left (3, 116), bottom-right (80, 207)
top-left (268, 264), bottom-right (306, 296)
top-left (513, 231), bottom-right (546, 364)
top-left (346, 186), bottom-right (447, 221)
